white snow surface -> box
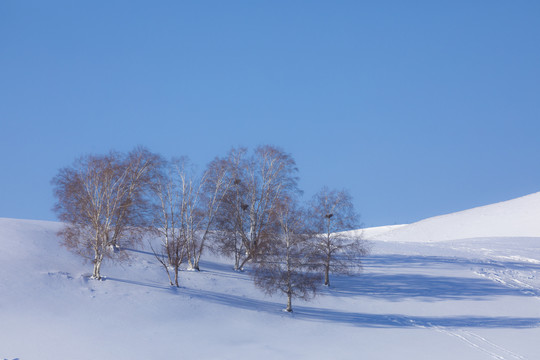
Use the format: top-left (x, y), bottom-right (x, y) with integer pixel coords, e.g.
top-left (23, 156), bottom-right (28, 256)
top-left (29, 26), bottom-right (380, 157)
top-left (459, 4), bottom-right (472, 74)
top-left (2, 192), bottom-right (540, 359)
top-left (370, 191), bottom-right (540, 242)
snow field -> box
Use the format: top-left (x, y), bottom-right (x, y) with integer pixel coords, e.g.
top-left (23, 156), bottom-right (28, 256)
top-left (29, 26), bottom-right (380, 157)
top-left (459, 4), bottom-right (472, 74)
top-left (2, 192), bottom-right (540, 359)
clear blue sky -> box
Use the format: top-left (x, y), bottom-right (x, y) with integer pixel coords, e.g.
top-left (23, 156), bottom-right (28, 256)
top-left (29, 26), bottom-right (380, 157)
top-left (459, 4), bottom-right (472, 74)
top-left (1, 1), bottom-right (539, 227)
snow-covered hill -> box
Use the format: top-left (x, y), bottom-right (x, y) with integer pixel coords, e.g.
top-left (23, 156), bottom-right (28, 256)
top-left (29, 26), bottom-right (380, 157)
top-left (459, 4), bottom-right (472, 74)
top-left (2, 192), bottom-right (540, 359)
top-left (371, 191), bottom-right (540, 242)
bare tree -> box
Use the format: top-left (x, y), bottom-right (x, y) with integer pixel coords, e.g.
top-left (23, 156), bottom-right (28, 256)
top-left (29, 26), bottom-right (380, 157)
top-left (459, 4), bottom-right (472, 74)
top-left (211, 148), bottom-right (248, 270)
top-left (52, 147), bottom-right (159, 280)
top-left (149, 156), bottom-right (186, 287)
top-left (150, 156), bottom-right (232, 285)
top-left (253, 197), bottom-right (320, 312)
top-left (213, 145), bottom-right (300, 270)
top-left (308, 187), bottom-right (369, 286)
top-left (186, 156), bottom-right (232, 271)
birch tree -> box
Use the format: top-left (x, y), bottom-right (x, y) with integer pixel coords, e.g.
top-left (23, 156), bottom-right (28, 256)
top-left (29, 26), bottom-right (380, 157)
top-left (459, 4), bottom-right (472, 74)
top-left (213, 145), bottom-right (299, 270)
top-left (185, 156), bottom-right (232, 270)
top-left (308, 187), bottom-right (369, 286)
top-left (253, 197), bottom-right (320, 312)
top-left (52, 147), bottom-right (159, 280)
top-left (149, 157), bottom-right (186, 287)
top-left (150, 156), bottom-right (231, 285)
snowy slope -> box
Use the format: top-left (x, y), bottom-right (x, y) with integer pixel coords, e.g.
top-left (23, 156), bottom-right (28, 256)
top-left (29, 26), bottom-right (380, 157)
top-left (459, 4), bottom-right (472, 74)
top-left (1, 192), bottom-right (540, 359)
top-left (349, 224), bottom-right (407, 239)
top-left (371, 191), bottom-right (540, 242)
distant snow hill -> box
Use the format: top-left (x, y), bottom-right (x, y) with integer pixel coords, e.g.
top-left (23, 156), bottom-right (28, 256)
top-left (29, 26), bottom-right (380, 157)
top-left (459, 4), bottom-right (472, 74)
top-left (363, 191), bottom-right (540, 242)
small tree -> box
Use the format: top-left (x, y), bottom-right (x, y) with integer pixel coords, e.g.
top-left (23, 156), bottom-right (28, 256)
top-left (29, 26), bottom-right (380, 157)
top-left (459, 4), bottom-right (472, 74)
top-left (308, 187), bottom-right (369, 286)
top-left (52, 147), bottom-right (159, 280)
top-left (149, 156), bottom-right (186, 287)
top-left (253, 197), bottom-right (320, 312)
top-left (184, 156), bottom-right (232, 271)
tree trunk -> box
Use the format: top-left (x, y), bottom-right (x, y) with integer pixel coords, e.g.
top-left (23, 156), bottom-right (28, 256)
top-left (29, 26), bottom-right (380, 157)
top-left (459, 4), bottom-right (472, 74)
top-left (249, 209), bottom-right (257, 251)
top-left (165, 268), bottom-right (173, 286)
top-left (174, 264), bottom-right (180, 287)
top-left (188, 246), bottom-right (201, 271)
top-left (193, 237), bottom-right (206, 271)
top-left (324, 264), bottom-right (330, 286)
top-left (285, 292), bottom-right (293, 312)
top-left (238, 255), bottom-right (250, 271)
top-left (233, 250), bottom-right (240, 271)
top-left (92, 253), bottom-right (103, 280)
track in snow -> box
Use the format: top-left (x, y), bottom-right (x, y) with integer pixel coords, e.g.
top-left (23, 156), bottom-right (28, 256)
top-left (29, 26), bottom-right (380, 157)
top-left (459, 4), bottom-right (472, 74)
top-left (432, 326), bottom-right (526, 360)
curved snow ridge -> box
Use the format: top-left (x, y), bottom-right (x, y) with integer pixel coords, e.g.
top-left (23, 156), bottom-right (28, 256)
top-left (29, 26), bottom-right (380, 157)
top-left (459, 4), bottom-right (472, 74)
top-left (344, 225), bottom-right (407, 240)
top-left (371, 191), bottom-right (540, 243)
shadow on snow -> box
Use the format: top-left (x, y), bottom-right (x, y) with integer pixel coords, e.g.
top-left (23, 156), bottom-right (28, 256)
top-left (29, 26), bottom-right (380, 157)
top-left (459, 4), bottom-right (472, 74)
top-left (180, 286), bottom-right (540, 329)
top-left (328, 272), bottom-right (524, 301)
top-left (103, 252), bottom-right (540, 329)
top-left (363, 254), bottom-right (540, 272)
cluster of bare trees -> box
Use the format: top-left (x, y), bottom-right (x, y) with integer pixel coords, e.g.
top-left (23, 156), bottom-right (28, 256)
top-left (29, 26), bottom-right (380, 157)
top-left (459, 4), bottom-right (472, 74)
top-left (150, 156), bottom-right (231, 286)
top-left (52, 145), bottom-right (368, 312)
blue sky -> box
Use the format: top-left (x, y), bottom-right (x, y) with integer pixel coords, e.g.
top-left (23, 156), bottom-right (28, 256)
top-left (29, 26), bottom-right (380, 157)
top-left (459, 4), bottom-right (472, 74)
top-left (1, 1), bottom-right (539, 227)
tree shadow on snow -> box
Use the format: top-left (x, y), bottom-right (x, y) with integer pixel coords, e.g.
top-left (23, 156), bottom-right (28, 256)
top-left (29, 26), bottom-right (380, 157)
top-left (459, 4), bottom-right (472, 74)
top-left (293, 306), bottom-right (540, 329)
top-left (328, 272), bottom-right (525, 301)
top-left (105, 276), bottom-right (178, 291)
top-left (363, 254), bottom-right (540, 272)
top-left (101, 254), bottom-right (540, 329)
top-left (180, 286), bottom-right (540, 329)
